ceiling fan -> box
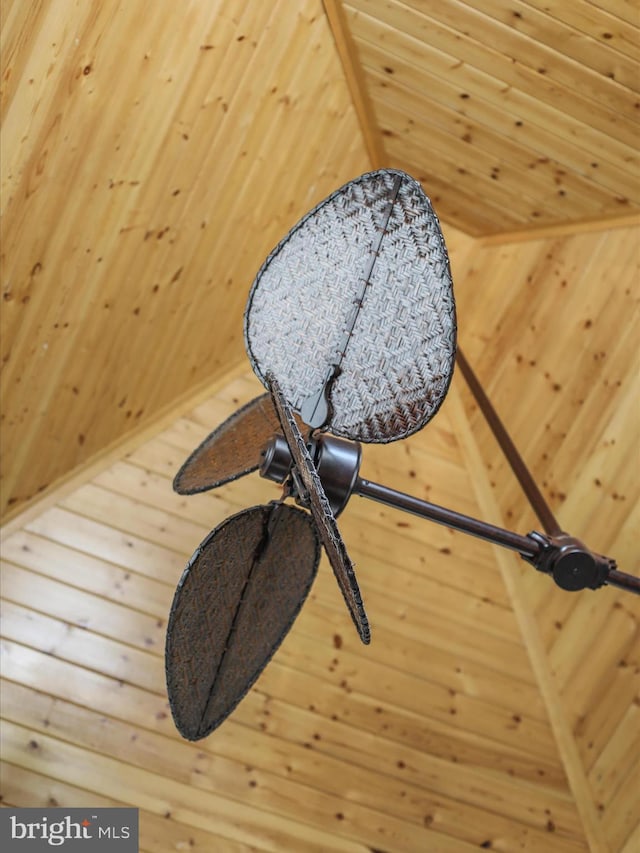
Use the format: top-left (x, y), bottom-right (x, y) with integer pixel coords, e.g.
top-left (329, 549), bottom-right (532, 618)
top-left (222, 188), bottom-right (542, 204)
top-left (165, 170), bottom-right (639, 741)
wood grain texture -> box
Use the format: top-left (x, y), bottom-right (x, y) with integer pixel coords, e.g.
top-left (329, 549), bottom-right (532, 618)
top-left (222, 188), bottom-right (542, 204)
top-left (447, 388), bottom-right (609, 852)
top-left (338, 0), bottom-right (640, 235)
top-left (2, 369), bottom-right (590, 852)
top-left (0, 0), bottom-right (370, 521)
top-left (454, 222), bottom-right (640, 852)
top-left (6, 0), bottom-right (637, 524)
top-left (323, 0), bottom-right (386, 168)
top-left (1, 4), bottom-right (638, 846)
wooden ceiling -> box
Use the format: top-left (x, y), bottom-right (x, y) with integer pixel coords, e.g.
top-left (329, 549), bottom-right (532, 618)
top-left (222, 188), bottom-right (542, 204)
top-left (2, 0), bottom-right (638, 520)
top-left (0, 0), bottom-right (370, 520)
top-left (1, 1), bottom-right (639, 851)
top-left (453, 224), bottom-right (640, 852)
top-left (327, 0), bottom-right (640, 235)
top-left (0, 370), bottom-right (609, 851)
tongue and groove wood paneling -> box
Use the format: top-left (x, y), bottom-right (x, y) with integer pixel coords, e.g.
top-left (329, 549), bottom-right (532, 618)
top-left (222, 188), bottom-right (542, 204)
top-left (1, 370), bottom-right (589, 852)
top-left (4, 0), bottom-right (639, 524)
top-left (336, 0), bottom-right (640, 236)
top-left (454, 222), bottom-right (640, 852)
top-left (2, 2), bottom-right (638, 849)
top-left (0, 0), bottom-right (370, 521)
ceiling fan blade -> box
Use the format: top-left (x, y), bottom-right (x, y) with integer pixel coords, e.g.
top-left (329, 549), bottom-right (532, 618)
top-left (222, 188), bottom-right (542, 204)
top-left (173, 394), bottom-right (282, 494)
top-left (166, 503), bottom-right (320, 740)
top-left (245, 169), bottom-right (456, 442)
top-left (267, 374), bottom-right (371, 645)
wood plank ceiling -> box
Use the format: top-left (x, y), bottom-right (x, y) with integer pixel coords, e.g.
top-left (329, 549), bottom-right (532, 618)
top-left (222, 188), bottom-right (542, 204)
top-left (452, 224), bottom-right (640, 852)
top-left (333, 0), bottom-right (640, 235)
top-left (1, 2), bottom-right (639, 849)
top-left (0, 0), bottom-right (370, 520)
top-left (2, 0), bottom-right (639, 523)
top-left (0, 371), bottom-right (594, 852)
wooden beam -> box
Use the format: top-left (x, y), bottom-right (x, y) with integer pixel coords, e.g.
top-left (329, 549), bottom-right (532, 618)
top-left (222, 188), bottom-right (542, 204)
top-left (322, 0), bottom-right (386, 169)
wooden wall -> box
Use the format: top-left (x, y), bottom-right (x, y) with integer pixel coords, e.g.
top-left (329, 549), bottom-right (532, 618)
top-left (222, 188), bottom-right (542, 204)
top-left (454, 222), bottom-right (640, 851)
top-left (0, 0), bottom-right (370, 521)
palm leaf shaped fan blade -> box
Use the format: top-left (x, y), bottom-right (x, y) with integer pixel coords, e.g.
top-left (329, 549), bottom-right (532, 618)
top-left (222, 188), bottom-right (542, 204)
top-left (173, 394), bottom-right (309, 495)
top-left (166, 169), bottom-right (457, 739)
top-left (243, 169), bottom-right (455, 641)
top-left (166, 503), bottom-right (320, 740)
top-left (267, 372), bottom-right (370, 644)
top-left (244, 169), bottom-right (456, 441)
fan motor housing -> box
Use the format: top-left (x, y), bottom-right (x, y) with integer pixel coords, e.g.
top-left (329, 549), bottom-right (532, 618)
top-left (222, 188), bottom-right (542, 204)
top-left (260, 433), bottom-right (362, 518)
top-left (260, 434), bottom-right (293, 485)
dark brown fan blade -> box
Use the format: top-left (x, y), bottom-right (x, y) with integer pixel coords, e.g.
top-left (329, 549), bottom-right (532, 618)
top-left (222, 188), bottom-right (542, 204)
top-left (174, 394), bottom-right (310, 494)
top-left (173, 394), bottom-right (280, 494)
top-left (165, 503), bottom-right (320, 740)
top-left (267, 374), bottom-right (370, 645)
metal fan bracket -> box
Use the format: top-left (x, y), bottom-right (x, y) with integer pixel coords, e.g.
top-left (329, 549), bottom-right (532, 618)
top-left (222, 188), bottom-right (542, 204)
top-left (525, 532), bottom-right (612, 591)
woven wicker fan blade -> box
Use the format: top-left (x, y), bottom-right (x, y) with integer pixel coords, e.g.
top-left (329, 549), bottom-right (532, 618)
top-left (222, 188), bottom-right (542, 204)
top-left (165, 503), bottom-right (320, 740)
top-left (267, 374), bottom-right (371, 645)
top-left (244, 169), bottom-right (456, 443)
top-left (173, 394), bottom-right (285, 494)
